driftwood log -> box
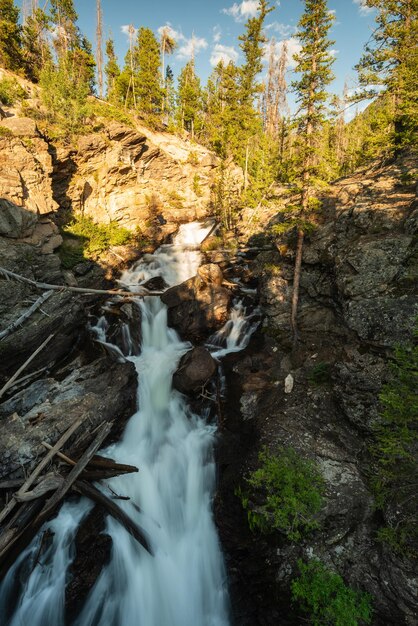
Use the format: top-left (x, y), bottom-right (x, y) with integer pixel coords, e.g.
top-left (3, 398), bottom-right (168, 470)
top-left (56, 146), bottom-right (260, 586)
top-left (0, 266), bottom-right (162, 298)
top-left (0, 417), bottom-right (150, 578)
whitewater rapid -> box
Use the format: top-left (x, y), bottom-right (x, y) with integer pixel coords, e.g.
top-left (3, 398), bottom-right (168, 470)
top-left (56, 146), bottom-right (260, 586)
top-left (0, 222), bottom-right (255, 626)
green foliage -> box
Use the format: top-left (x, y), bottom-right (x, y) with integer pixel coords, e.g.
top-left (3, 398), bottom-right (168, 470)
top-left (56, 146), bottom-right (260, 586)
top-left (21, 7), bottom-right (51, 81)
top-left (167, 190), bottom-right (184, 210)
top-left (63, 216), bottom-right (134, 257)
top-left (193, 173), bottom-right (202, 196)
top-left (0, 125), bottom-right (13, 136)
top-left (355, 0), bottom-right (418, 150)
top-left (0, 0), bottom-right (23, 71)
top-left (370, 327), bottom-right (418, 552)
top-left (39, 57), bottom-right (90, 136)
top-left (134, 27), bottom-right (162, 115)
top-left (58, 237), bottom-right (85, 269)
top-left (0, 76), bottom-right (26, 105)
top-left (308, 362), bottom-right (332, 385)
top-left (291, 559), bottom-right (373, 626)
top-left (177, 59), bottom-right (203, 136)
top-left (105, 37), bottom-right (120, 102)
top-left (239, 447), bottom-right (324, 540)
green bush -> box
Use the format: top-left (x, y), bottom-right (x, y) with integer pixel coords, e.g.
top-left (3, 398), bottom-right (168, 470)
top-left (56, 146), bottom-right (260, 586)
top-left (370, 329), bottom-right (418, 552)
top-left (63, 216), bottom-right (134, 257)
top-left (308, 362), bottom-right (332, 385)
top-left (0, 77), bottom-right (27, 106)
top-left (239, 447), bottom-right (324, 540)
top-left (291, 559), bottom-right (373, 626)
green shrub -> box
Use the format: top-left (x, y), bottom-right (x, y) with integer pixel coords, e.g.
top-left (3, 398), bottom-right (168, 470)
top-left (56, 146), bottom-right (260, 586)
top-left (239, 447), bottom-right (324, 540)
top-left (63, 216), bottom-right (134, 257)
top-left (308, 362), bottom-right (332, 385)
top-left (58, 238), bottom-right (85, 269)
top-left (0, 126), bottom-right (13, 137)
top-left (370, 329), bottom-right (418, 552)
top-left (291, 559), bottom-right (373, 626)
top-left (193, 173), bottom-right (202, 196)
top-left (0, 77), bottom-right (27, 106)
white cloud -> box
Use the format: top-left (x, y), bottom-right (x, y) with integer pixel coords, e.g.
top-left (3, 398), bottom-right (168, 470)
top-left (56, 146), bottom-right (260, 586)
top-left (121, 24), bottom-right (138, 39)
top-left (263, 37), bottom-right (302, 69)
top-left (265, 21), bottom-right (295, 38)
top-left (222, 1), bottom-right (259, 22)
top-left (157, 23), bottom-right (183, 42)
top-left (177, 34), bottom-right (208, 60)
top-left (353, 0), bottom-right (373, 15)
top-left (213, 25), bottom-right (222, 43)
top-left (210, 43), bottom-right (239, 66)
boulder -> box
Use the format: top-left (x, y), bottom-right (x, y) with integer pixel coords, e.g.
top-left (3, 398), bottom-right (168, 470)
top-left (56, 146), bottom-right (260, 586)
top-left (161, 265), bottom-right (232, 341)
top-left (0, 116), bottom-right (39, 137)
top-left (173, 347), bottom-right (217, 393)
top-left (142, 276), bottom-right (170, 292)
top-left (0, 198), bottom-right (38, 238)
top-left (197, 263), bottom-right (223, 286)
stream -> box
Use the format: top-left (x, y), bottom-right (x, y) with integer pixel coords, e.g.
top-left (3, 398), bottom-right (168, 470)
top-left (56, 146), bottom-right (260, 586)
top-left (0, 222), bottom-right (256, 626)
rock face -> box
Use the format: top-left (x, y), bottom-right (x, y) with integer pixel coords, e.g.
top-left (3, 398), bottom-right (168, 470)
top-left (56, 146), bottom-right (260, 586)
top-left (52, 121), bottom-right (243, 232)
top-left (161, 264), bottom-right (232, 341)
top-left (0, 356), bottom-right (136, 480)
top-left (259, 155), bottom-right (418, 345)
top-left (0, 133), bottom-right (58, 217)
top-left (173, 346), bottom-right (217, 394)
top-left (216, 155), bottom-right (418, 626)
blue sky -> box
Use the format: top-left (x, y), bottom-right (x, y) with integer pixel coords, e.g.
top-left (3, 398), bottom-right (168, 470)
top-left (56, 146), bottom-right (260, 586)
top-left (18, 1), bottom-right (377, 112)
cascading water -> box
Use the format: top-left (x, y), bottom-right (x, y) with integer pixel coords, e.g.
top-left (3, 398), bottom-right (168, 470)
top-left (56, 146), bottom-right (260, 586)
top-left (1, 222), bottom-right (256, 626)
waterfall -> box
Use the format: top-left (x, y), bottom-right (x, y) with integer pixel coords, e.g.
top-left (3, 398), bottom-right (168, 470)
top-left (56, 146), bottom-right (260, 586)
top-left (1, 222), bottom-right (254, 626)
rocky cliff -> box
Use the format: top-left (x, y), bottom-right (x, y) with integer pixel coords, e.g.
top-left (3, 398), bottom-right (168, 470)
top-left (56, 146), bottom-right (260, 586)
top-left (215, 153), bottom-right (418, 625)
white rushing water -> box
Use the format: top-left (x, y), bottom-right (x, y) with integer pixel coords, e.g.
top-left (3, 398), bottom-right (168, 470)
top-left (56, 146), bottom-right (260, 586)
top-left (1, 222), bottom-right (256, 626)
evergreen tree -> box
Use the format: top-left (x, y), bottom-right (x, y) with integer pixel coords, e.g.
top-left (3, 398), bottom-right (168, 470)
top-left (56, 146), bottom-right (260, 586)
top-left (105, 37), bottom-right (120, 101)
top-left (0, 0), bottom-right (23, 71)
top-left (177, 59), bottom-right (202, 137)
top-left (50, 0), bottom-right (79, 57)
top-left (164, 64), bottom-right (176, 120)
top-left (21, 6), bottom-right (51, 81)
top-left (289, 0), bottom-right (335, 341)
top-left (355, 0), bottom-right (418, 149)
top-left (134, 27), bottom-right (162, 115)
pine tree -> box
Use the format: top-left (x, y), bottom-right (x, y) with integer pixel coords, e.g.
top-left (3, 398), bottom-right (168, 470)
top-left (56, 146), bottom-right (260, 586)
top-left (177, 59), bottom-right (202, 137)
top-left (289, 0), bottom-right (335, 341)
top-left (21, 5), bottom-right (51, 81)
top-left (50, 0), bottom-right (79, 57)
top-left (164, 64), bottom-right (176, 120)
top-left (105, 37), bottom-right (120, 102)
top-left (134, 27), bottom-right (162, 115)
top-left (0, 0), bottom-right (23, 71)
top-left (355, 0), bottom-right (418, 149)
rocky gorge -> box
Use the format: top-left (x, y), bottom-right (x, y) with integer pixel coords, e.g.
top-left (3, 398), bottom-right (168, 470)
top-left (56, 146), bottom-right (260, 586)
top-left (0, 97), bottom-right (417, 625)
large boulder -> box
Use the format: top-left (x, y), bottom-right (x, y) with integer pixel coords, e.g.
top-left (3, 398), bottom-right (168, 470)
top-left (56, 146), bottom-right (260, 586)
top-left (161, 264), bottom-right (232, 341)
top-left (0, 198), bottom-right (38, 238)
top-left (173, 346), bottom-right (217, 393)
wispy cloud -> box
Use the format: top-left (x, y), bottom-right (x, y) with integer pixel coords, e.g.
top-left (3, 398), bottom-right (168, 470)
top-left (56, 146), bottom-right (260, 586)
top-left (353, 0), bottom-right (374, 15)
top-left (213, 25), bottom-right (222, 43)
top-left (263, 37), bottom-right (302, 69)
top-left (177, 34), bottom-right (208, 60)
top-left (210, 43), bottom-right (239, 66)
top-left (265, 21), bottom-right (295, 38)
top-left (121, 24), bottom-right (138, 39)
top-left (157, 23), bottom-right (208, 60)
top-left (222, 1), bottom-right (259, 22)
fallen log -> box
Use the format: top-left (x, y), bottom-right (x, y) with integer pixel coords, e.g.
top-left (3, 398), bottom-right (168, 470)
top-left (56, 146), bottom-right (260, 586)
top-left (0, 334), bottom-right (54, 400)
top-left (32, 421), bottom-right (113, 525)
top-left (72, 481), bottom-right (152, 555)
top-left (0, 413), bottom-right (87, 525)
top-left (0, 266), bottom-right (162, 298)
top-left (0, 291), bottom-right (54, 341)
top-left (14, 474), bottom-right (64, 503)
